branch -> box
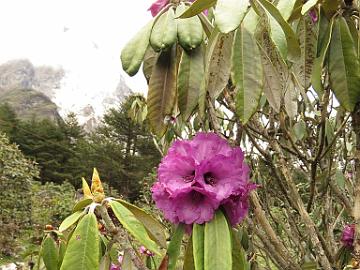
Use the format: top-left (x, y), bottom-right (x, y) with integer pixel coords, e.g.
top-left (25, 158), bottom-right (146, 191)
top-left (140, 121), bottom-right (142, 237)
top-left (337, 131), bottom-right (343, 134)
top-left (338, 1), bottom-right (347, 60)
top-left (98, 205), bottom-right (149, 270)
top-left (250, 192), bottom-right (302, 270)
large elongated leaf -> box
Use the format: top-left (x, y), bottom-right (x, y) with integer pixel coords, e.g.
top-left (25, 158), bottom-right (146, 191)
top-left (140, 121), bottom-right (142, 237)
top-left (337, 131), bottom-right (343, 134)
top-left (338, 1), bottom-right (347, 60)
top-left (204, 211), bottom-right (232, 270)
top-left (193, 224), bottom-right (205, 270)
top-left (259, 32), bottom-right (287, 112)
top-left (167, 224), bottom-right (185, 270)
top-left (142, 46), bottom-right (159, 82)
top-left (232, 229), bottom-right (250, 270)
top-left (109, 201), bottom-right (161, 255)
top-left (73, 198), bottom-right (92, 213)
top-left (269, 16), bottom-right (288, 60)
top-left (178, 0), bottom-right (217, 18)
top-left (215, 0), bottom-right (250, 33)
top-left (116, 199), bottom-right (167, 248)
top-left (147, 46), bottom-right (177, 136)
top-left (206, 32), bottom-right (233, 100)
top-left (121, 20), bottom-right (154, 76)
top-left (232, 26), bottom-right (263, 124)
top-left (42, 236), bottom-right (59, 270)
top-left (256, 0), bottom-right (301, 61)
top-left (183, 237), bottom-right (195, 270)
top-left (311, 17), bottom-right (334, 95)
top-left (276, 0), bottom-right (297, 20)
top-left (294, 16), bottom-right (317, 90)
top-left (59, 211), bottom-right (84, 233)
top-left (328, 17), bottom-right (360, 111)
top-left (60, 213), bottom-right (100, 270)
top-left (178, 47), bottom-right (204, 121)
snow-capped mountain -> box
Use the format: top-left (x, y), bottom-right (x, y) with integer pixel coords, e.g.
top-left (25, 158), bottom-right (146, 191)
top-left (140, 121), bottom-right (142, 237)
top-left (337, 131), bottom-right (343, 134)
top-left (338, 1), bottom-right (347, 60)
top-left (0, 59), bottom-right (133, 130)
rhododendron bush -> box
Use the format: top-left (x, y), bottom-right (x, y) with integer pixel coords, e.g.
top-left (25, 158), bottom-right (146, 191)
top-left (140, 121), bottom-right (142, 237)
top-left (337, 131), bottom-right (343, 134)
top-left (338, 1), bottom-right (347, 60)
top-left (37, 0), bottom-right (360, 269)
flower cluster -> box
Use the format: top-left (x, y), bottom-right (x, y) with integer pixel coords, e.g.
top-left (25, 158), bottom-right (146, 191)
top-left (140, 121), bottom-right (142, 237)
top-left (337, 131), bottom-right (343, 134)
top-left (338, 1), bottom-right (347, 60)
top-left (341, 224), bottom-right (355, 248)
top-left (152, 132), bottom-right (256, 226)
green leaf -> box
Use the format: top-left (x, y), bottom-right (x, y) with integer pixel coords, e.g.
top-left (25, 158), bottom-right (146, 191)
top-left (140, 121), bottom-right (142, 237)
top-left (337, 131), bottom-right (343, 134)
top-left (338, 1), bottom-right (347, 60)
top-left (206, 31), bottom-right (233, 100)
top-left (73, 198), bottom-right (92, 213)
top-left (276, 0), bottom-right (297, 20)
top-left (243, 9), bottom-right (260, 34)
top-left (41, 236), bottom-right (58, 270)
top-left (336, 170), bottom-right (346, 190)
top-left (59, 211), bottom-right (85, 233)
top-left (193, 224), bottom-right (205, 270)
top-left (58, 240), bottom-right (66, 268)
top-left (311, 16), bottom-right (334, 95)
top-left (60, 213), bottom-right (100, 270)
top-left (269, 15), bottom-right (288, 60)
top-left (293, 120), bottom-right (307, 141)
top-left (178, 0), bottom-right (217, 19)
top-left (256, 0), bottom-right (301, 61)
top-left (150, 9), bottom-right (178, 52)
top-left (142, 46), bottom-right (159, 82)
top-left (215, 0), bottom-right (250, 33)
top-left (109, 201), bottom-right (161, 255)
top-left (116, 199), bottom-right (167, 249)
top-left (167, 224), bottom-right (185, 270)
top-left (204, 211), bottom-right (232, 270)
top-left (232, 229), bottom-right (250, 270)
top-left (147, 46), bottom-right (177, 136)
top-left (178, 47), bottom-right (205, 121)
top-left (121, 20), bottom-right (154, 76)
top-left (328, 17), bottom-right (360, 111)
top-left (183, 237), bottom-right (195, 270)
top-left (301, 0), bottom-right (318, 15)
top-left (294, 16), bottom-right (317, 90)
top-left (232, 26), bottom-right (263, 124)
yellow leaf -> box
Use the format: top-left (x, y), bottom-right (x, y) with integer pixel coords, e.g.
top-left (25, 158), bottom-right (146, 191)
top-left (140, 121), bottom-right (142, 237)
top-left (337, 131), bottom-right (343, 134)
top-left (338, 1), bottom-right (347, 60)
top-left (82, 177), bottom-right (93, 199)
top-left (91, 168), bottom-right (105, 202)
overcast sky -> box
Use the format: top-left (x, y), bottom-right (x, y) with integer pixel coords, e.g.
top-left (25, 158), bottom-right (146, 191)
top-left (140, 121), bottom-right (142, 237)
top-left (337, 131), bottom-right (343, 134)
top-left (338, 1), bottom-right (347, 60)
top-left (0, 0), bottom-right (154, 99)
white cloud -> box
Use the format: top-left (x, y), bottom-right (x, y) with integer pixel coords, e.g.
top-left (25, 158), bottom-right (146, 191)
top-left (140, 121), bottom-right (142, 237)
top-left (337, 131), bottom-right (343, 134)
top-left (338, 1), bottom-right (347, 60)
top-left (0, 0), bottom-right (154, 101)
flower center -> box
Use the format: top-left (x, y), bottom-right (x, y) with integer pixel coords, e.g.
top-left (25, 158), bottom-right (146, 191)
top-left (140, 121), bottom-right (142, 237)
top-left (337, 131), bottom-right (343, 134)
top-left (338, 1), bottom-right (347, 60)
top-left (204, 172), bottom-right (216, 186)
top-left (183, 170), bottom-right (195, 183)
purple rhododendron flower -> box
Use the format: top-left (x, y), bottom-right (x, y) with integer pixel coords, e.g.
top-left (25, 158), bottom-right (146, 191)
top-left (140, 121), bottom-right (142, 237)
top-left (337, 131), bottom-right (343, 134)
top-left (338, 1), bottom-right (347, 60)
top-left (152, 132), bottom-right (255, 225)
top-left (309, 9), bottom-right (318, 23)
top-left (148, 0), bottom-right (169, 17)
top-left (341, 224), bottom-right (355, 247)
top-left (148, 0), bottom-right (207, 17)
top-left (109, 263), bottom-right (121, 270)
top-left (139, 246), bottom-right (155, 257)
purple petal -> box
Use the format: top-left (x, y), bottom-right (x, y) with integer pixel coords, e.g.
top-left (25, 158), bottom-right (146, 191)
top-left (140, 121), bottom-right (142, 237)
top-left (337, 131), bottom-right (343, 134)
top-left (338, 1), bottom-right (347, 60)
top-left (195, 149), bottom-right (250, 201)
top-left (151, 182), bottom-right (179, 223)
top-left (172, 188), bottom-right (218, 224)
top-left (221, 183), bottom-right (256, 226)
top-left (190, 132), bottom-right (233, 162)
top-left (158, 154), bottom-right (196, 194)
top-left (341, 224), bottom-right (355, 247)
top-left (148, 0), bottom-right (169, 17)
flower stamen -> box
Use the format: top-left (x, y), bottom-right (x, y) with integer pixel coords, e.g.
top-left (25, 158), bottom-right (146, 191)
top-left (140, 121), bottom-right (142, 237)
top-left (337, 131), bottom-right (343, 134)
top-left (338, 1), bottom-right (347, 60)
top-left (204, 172), bottom-right (216, 186)
top-left (183, 170), bottom-right (195, 183)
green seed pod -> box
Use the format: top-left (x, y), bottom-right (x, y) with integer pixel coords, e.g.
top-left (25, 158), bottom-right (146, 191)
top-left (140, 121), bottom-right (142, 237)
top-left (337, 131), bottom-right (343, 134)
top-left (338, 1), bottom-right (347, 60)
top-left (150, 8), bottom-right (177, 52)
top-left (176, 3), bottom-right (204, 51)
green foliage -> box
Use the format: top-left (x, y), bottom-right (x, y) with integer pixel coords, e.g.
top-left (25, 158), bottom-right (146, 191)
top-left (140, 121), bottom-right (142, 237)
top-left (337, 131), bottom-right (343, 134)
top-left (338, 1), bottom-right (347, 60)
top-left (31, 181), bottom-right (75, 227)
top-left (60, 213), bottom-right (100, 270)
top-left (0, 133), bottom-right (39, 256)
